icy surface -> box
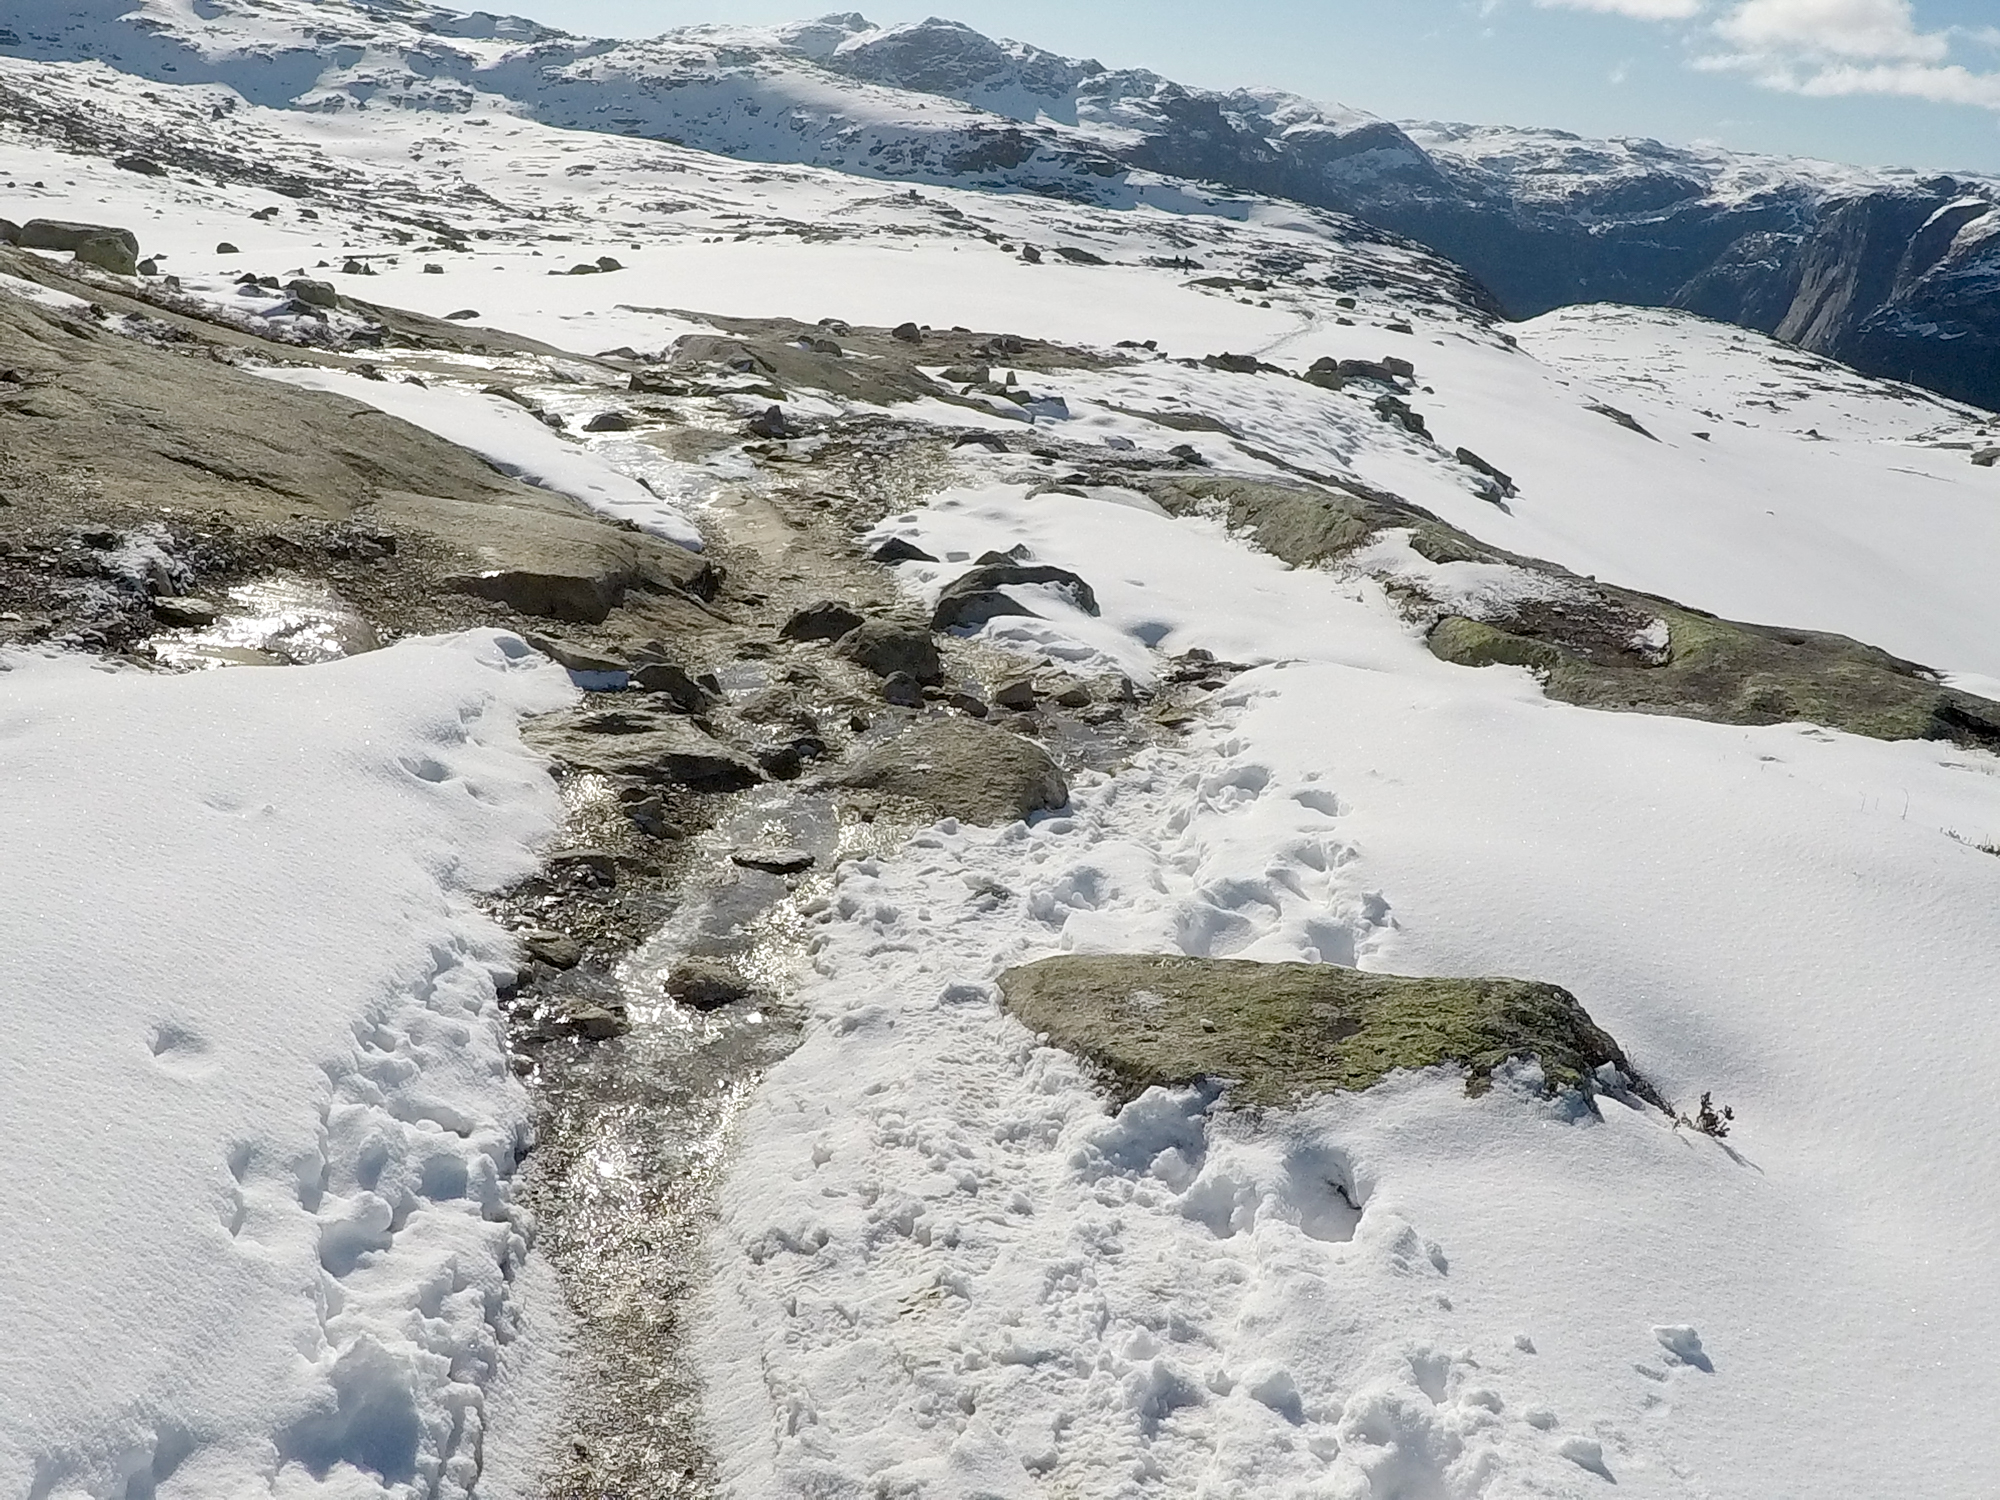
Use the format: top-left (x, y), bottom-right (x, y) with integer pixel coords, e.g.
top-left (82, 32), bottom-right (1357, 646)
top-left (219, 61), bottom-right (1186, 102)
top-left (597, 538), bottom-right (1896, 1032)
top-left (0, 632), bottom-right (574, 1497)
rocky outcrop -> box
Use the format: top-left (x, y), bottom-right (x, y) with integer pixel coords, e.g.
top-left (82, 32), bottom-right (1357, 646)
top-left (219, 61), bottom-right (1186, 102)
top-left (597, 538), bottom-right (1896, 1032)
top-left (998, 954), bottom-right (1655, 1108)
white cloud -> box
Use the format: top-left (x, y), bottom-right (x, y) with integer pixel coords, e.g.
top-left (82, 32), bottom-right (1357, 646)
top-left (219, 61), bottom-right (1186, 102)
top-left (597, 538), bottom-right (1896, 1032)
top-left (1535, 0), bottom-right (1706, 18)
top-left (1698, 1), bottom-right (2000, 111)
top-left (1714, 0), bottom-right (1947, 61)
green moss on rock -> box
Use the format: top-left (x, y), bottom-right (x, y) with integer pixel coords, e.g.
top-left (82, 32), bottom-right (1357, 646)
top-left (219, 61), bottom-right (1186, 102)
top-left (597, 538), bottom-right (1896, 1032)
top-left (1140, 474), bottom-right (2000, 754)
top-left (997, 953), bottom-right (1657, 1109)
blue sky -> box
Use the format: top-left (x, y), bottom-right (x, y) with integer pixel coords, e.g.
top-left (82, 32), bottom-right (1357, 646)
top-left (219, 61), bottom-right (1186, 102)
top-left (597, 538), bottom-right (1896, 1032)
top-left (498, 0), bottom-right (2000, 173)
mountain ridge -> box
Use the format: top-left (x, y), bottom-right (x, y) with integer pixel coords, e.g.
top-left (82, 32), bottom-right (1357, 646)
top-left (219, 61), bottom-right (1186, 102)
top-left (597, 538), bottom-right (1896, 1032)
top-left (4, 0), bottom-right (1995, 408)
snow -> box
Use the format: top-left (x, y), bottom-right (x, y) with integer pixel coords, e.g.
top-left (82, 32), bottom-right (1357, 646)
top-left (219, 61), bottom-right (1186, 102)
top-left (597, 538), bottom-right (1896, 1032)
top-left (0, 632), bottom-right (574, 1498)
top-left (6, 10), bottom-right (2000, 1496)
top-left (250, 366), bottom-right (706, 551)
top-left (698, 480), bottom-right (2000, 1497)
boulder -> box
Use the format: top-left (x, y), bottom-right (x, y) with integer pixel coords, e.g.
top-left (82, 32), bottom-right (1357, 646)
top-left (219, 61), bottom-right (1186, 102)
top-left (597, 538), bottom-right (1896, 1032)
top-left (780, 600), bottom-right (864, 643)
top-left (216, 241), bottom-right (239, 255)
top-left (0, 219), bottom-right (19, 245)
top-left (839, 619), bottom-right (943, 683)
top-left (521, 929), bottom-right (582, 969)
top-left (287, 279), bottom-right (338, 308)
top-left (525, 707), bottom-right (762, 791)
top-left (1455, 447), bottom-right (1517, 497)
top-left (931, 562), bottom-right (1099, 632)
top-left (829, 716), bottom-right (1069, 825)
top-left (998, 954), bottom-right (1656, 1108)
top-left (891, 321), bottom-right (924, 343)
top-left (747, 405), bottom-right (790, 439)
top-left (449, 566), bottom-right (630, 624)
top-left (583, 411), bottom-right (636, 432)
top-left (1206, 352), bottom-right (1261, 374)
top-left (20, 220), bottom-right (138, 256)
top-left (872, 536), bottom-right (938, 564)
top-left (70, 236), bottom-right (135, 276)
top-left (1381, 355), bottom-right (1416, 379)
top-left (1972, 447), bottom-right (2000, 468)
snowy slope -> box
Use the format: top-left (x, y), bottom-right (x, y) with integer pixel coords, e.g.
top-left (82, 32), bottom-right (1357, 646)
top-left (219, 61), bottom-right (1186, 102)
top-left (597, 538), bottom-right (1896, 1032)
top-left (0, 632), bottom-right (573, 1498)
top-left (5, 20), bottom-right (2000, 1500)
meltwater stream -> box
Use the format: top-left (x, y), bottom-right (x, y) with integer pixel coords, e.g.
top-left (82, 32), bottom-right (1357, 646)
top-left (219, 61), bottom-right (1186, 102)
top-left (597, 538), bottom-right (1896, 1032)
top-left (516, 785), bottom-right (907, 1498)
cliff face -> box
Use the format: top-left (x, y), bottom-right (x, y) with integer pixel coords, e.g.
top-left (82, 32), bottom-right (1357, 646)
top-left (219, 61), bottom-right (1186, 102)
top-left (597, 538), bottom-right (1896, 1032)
top-left (9, 3), bottom-right (1997, 409)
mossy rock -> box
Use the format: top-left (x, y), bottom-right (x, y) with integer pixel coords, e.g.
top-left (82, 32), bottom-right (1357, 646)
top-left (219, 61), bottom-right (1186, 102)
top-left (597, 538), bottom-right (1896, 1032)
top-left (1137, 475), bottom-right (2000, 755)
top-left (1431, 604), bottom-right (2000, 751)
top-left (997, 954), bottom-right (1657, 1109)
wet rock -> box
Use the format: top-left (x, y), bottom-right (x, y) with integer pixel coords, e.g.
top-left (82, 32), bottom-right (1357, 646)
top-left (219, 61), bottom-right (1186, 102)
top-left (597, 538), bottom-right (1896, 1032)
top-left (747, 405), bottom-right (790, 439)
top-left (583, 411), bottom-right (636, 432)
top-left (840, 619), bottom-right (943, 683)
top-left (665, 960), bottom-right (752, 1010)
top-left (548, 848), bottom-right (619, 886)
top-left (872, 537), bottom-right (938, 564)
top-left (992, 679), bottom-right (1037, 711)
top-left (287, 278), bottom-right (337, 308)
top-left (521, 929), bottom-right (583, 969)
top-left (521, 634), bottom-right (626, 677)
top-left (527, 708), bottom-right (763, 791)
top-left (629, 660), bottom-right (716, 710)
top-left (881, 671), bottom-right (925, 707)
top-left (621, 795), bottom-right (677, 838)
top-left (561, 1004), bottom-right (628, 1041)
top-left (949, 691), bottom-right (990, 718)
top-left (998, 954), bottom-right (1656, 1108)
top-left (830, 716), bottom-right (1069, 825)
top-left (931, 563), bottom-right (1099, 632)
top-left (731, 847), bottom-right (815, 874)
top-left (780, 600), bottom-right (864, 643)
top-left (151, 597), bottom-right (219, 628)
top-left (1052, 682), bottom-right (1093, 708)
top-left (20, 220), bottom-right (139, 256)
top-left (450, 566), bottom-right (630, 624)
top-left (892, 322), bottom-right (924, 343)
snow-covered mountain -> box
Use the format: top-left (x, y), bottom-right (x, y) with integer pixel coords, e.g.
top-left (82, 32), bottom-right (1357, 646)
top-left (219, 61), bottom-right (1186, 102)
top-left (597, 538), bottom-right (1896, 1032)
top-left (6, 5), bottom-right (2000, 1500)
top-left (6, 1), bottom-right (1996, 409)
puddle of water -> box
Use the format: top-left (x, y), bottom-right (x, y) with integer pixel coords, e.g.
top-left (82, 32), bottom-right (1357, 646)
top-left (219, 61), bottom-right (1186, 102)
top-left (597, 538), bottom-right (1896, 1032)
top-left (150, 574), bottom-right (381, 669)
